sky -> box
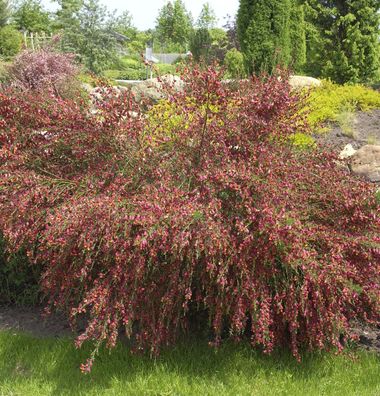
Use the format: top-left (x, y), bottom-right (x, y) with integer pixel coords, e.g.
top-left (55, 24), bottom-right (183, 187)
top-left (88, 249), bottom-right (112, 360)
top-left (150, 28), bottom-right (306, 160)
top-left (43, 0), bottom-right (240, 30)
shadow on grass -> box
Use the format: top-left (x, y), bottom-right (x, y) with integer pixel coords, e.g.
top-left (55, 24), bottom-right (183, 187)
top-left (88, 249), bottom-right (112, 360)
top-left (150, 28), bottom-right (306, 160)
top-left (0, 331), bottom-right (378, 396)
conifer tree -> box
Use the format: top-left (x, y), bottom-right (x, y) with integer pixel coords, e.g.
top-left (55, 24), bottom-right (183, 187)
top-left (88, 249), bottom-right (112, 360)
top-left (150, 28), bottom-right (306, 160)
top-left (305, 0), bottom-right (380, 83)
top-left (237, 0), bottom-right (292, 74)
top-left (289, 1), bottom-right (306, 73)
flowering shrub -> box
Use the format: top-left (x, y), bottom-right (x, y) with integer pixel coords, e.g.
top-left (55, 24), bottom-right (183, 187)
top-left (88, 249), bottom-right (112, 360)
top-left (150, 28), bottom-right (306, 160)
top-left (6, 49), bottom-right (79, 96)
top-left (0, 65), bottom-right (379, 372)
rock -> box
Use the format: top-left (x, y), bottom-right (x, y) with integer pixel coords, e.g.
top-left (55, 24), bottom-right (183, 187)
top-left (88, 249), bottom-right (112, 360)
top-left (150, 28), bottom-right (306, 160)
top-left (339, 144), bottom-right (357, 159)
top-left (81, 83), bottom-right (93, 93)
top-left (131, 74), bottom-right (184, 103)
top-left (350, 145), bottom-right (380, 182)
top-left (289, 75), bottom-right (322, 90)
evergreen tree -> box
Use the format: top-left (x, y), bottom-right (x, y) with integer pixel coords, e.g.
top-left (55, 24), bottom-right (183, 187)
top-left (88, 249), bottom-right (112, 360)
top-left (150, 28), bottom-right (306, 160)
top-left (305, 0), bottom-right (380, 83)
top-left (289, 1), bottom-right (306, 73)
top-left (155, 0), bottom-right (193, 52)
top-left (190, 2), bottom-right (218, 62)
top-left (190, 27), bottom-right (211, 61)
top-left (0, 0), bottom-right (10, 27)
top-left (237, 0), bottom-right (292, 74)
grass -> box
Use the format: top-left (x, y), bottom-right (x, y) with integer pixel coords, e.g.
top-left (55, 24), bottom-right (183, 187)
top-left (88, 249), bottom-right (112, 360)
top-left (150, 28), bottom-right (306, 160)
top-left (0, 331), bottom-right (379, 396)
top-left (0, 60), bottom-right (10, 82)
top-left (335, 104), bottom-right (356, 137)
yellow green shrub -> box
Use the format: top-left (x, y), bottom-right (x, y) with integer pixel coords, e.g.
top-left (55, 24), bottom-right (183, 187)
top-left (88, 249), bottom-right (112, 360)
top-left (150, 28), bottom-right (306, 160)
top-left (288, 132), bottom-right (316, 151)
top-left (145, 100), bottom-right (190, 144)
top-left (145, 98), bottom-right (225, 146)
top-left (301, 81), bottom-right (380, 131)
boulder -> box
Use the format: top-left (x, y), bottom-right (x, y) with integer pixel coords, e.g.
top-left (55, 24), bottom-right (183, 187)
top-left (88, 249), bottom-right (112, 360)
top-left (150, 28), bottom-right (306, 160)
top-left (131, 74), bottom-right (184, 103)
top-left (289, 75), bottom-right (322, 90)
top-left (339, 144), bottom-right (357, 159)
top-left (350, 145), bottom-right (380, 182)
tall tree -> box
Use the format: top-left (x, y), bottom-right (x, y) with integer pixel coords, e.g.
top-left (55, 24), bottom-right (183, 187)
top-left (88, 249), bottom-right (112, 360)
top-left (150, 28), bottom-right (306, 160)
top-left (54, 0), bottom-right (83, 30)
top-left (304, 0), bottom-right (380, 83)
top-left (196, 2), bottom-right (217, 29)
top-left (190, 2), bottom-right (218, 61)
top-left (0, 0), bottom-right (10, 27)
top-left (57, 0), bottom-right (117, 73)
top-left (13, 0), bottom-right (52, 33)
top-left (237, 0), bottom-right (292, 74)
top-left (155, 0), bottom-right (193, 52)
top-left (289, 1), bottom-right (306, 73)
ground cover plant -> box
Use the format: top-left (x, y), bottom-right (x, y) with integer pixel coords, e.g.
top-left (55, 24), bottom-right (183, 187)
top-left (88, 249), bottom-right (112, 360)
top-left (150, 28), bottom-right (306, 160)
top-left (0, 63), bottom-right (379, 373)
top-left (302, 81), bottom-right (380, 131)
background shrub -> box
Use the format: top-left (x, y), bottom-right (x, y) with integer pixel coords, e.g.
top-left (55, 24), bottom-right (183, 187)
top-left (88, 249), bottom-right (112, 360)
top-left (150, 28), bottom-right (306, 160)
top-left (104, 58), bottom-right (177, 81)
top-left (0, 25), bottom-right (22, 59)
top-left (7, 48), bottom-right (80, 95)
top-left (224, 48), bottom-right (246, 79)
top-left (0, 66), bottom-right (378, 373)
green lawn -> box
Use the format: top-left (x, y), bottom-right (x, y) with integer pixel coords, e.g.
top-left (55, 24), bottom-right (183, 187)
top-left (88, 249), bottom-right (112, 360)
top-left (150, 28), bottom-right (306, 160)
top-left (0, 331), bottom-right (379, 396)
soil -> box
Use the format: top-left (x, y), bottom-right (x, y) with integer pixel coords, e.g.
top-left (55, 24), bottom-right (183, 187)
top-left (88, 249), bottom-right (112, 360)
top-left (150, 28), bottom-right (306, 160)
top-left (0, 110), bottom-right (379, 354)
top-left (314, 109), bottom-right (380, 152)
top-left (0, 305), bottom-right (379, 355)
top-left (0, 306), bottom-right (73, 338)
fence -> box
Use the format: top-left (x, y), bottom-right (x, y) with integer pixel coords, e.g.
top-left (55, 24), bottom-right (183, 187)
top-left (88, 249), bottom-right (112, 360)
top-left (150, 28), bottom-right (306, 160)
top-left (23, 32), bottom-right (53, 50)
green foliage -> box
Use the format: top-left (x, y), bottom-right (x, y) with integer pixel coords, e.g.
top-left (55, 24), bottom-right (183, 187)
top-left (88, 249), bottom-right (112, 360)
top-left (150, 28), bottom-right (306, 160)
top-left (156, 63), bottom-right (176, 75)
top-left (237, 0), bottom-right (307, 75)
top-left (335, 103), bottom-right (356, 137)
top-left (103, 68), bottom-right (145, 81)
top-left (104, 59), bottom-right (177, 81)
top-left (237, 0), bottom-right (292, 74)
top-left (196, 2), bottom-right (217, 29)
top-left (289, 132), bottom-right (316, 151)
top-left (104, 57), bottom-right (146, 80)
top-left (58, 0), bottom-right (117, 74)
top-left (54, 0), bottom-right (82, 30)
top-left (77, 71), bottom-right (96, 86)
top-left (127, 31), bottom-right (151, 53)
top-left (145, 99), bottom-right (186, 142)
top-left (224, 48), bottom-right (246, 79)
top-left (155, 0), bottom-right (193, 52)
top-left (375, 189), bottom-right (380, 204)
top-left (302, 81), bottom-right (380, 130)
top-left (13, 0), bottom-right (52, 33)
top-left (304, 0), bottom-right (380, 84)
top-left (0, 25), bottom-right (22, 58)
top-left (190, 27), bottom-right (212, 62)
top-left (112, 10), bottom-right (135, 38)
top-left (0, 234), bottom-right (40, 306)
top-left (289, 1), bottom-right (306, 73)
top-left (0, 60), bottom-right (7, 81)
top-left (0, 0), bottom-right (10, 27)
top-left (190, 27), bottom-right (228, 64)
